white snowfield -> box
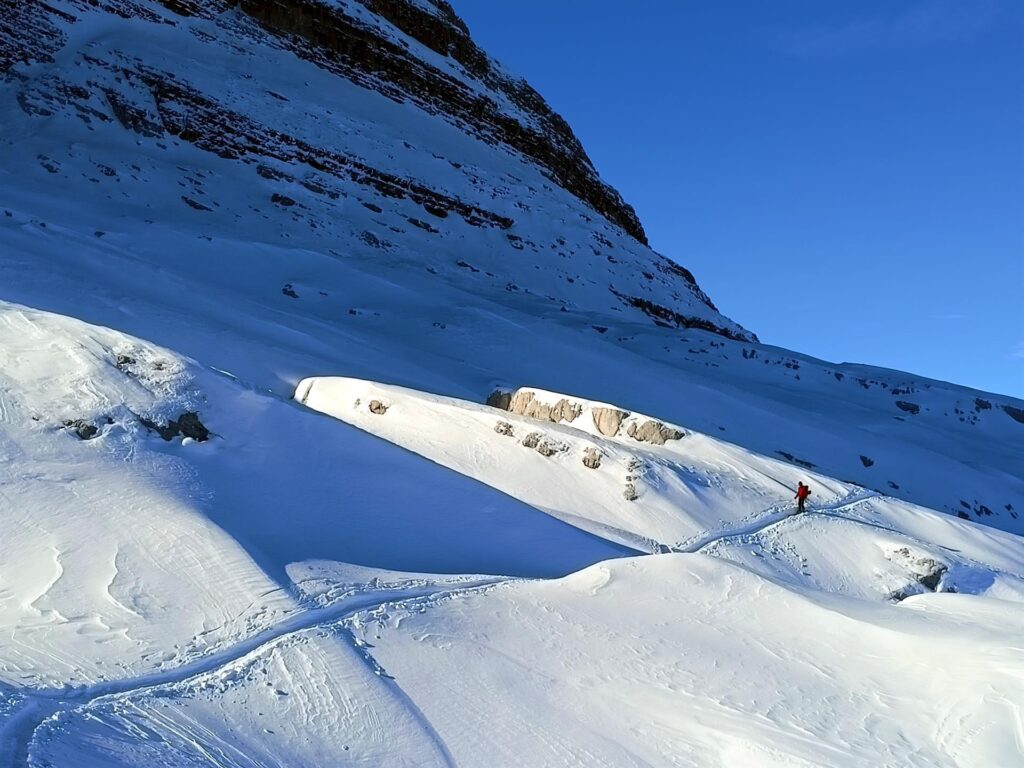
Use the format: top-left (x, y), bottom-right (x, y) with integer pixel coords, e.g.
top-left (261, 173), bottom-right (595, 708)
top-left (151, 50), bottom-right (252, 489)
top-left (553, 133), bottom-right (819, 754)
top-left (2, 294), bottom-right (1020, 766)
top-left (299, 377), bottom-right (1024, 605)
top-left (1, 0), bottom-right (1023, 763)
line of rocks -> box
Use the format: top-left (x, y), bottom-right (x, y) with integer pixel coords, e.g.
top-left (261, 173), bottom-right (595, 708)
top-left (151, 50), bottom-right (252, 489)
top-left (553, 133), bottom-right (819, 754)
top-left (487, 388), bottom-right (684, 446)
top-left (63, 411), bottom-right (210, 442)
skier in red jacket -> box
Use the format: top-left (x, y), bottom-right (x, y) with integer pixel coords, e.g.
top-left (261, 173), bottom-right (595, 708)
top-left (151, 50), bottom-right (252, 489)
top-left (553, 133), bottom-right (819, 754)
top-left (794, 482), bottom-right (811, 513)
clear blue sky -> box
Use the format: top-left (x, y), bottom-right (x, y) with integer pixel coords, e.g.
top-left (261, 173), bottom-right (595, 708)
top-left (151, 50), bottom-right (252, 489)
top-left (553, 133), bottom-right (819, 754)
top-left (458, 1), bottom-right (1024, 397)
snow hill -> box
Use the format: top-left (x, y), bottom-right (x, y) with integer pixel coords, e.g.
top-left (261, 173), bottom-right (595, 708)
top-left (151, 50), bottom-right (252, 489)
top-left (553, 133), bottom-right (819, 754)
top-left (1, 1), bottom-right (1023, 765)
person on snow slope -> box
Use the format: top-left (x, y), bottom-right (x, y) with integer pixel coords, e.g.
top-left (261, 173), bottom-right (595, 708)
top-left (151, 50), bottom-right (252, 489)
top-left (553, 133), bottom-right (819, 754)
top-left (795, 482), bottom-right (811, 513)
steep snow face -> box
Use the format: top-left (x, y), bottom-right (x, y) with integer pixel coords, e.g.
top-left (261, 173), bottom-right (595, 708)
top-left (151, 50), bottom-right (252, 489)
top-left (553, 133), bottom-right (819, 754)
top-left (299, 377), bottom-right (1024, 542)
top-left (0, 0), bottom-right (738, 339)
top-left (2, 0), bottom-right (1022, 531)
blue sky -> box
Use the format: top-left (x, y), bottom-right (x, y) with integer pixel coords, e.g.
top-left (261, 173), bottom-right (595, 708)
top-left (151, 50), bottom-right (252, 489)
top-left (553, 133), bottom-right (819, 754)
top-left (458, 1), bottom-right (1024, 397)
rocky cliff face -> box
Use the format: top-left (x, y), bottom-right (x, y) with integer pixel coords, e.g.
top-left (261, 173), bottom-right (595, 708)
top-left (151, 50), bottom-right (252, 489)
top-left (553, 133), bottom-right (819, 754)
top-left (1, 0), bottom-right (747, 340)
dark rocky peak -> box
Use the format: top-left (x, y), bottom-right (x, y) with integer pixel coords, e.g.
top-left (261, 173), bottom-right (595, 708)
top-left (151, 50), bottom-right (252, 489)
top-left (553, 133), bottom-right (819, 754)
top-left (0, 0), bottom-right (751, 342)
top-left (234, 0), bottom-right (648, 242)
top-left (3, 0), bottom-right (644, 243)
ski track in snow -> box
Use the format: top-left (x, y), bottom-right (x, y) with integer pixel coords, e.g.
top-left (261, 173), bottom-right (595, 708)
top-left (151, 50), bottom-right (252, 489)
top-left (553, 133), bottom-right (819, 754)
top-left (677, 488), bottom-right (882, 554)
top-left (0, 579), bottom-right (504, 767)
top-left (0, 488), bottom-right (882, 766)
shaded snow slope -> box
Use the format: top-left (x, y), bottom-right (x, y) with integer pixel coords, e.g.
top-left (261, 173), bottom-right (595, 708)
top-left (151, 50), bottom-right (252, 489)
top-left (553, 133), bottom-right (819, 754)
top-left (1, 0), bottom-right (739, 338)
top-left (0, 301), bottom-right (631, 686)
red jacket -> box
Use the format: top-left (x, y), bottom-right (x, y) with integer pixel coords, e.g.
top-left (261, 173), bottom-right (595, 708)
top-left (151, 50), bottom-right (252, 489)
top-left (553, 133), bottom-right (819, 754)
top-left (796, 485), bottom-right (810, 500)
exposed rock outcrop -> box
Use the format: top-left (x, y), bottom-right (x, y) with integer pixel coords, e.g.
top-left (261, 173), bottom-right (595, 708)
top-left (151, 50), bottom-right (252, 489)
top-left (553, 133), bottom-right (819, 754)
top-left (591, 407), bottom-right (627, 437)
top-left (535, 439), bottom-right (566, 457)
top-left (627, 420), bottom-right (684, 445)
top-left (140, 411), bottom-right (210, 442)
top-left (368, 400), bottom-right (388, 415)
top-left (507, 390), bottom-right (582, 424)
top-left (1, 0), bottom-right (754, 346)
top-left (1003, 405), bottom-right (1024, 425)
top-left (888, 547), bottom-right (949, 601)
top-left (895, 401), bottom-right (921, 415)
top-left (63, 419), bottom-right (99, 440)
top-left (521, 431), bottom-right (541, 449)
top-left (582, 447), bottom-right (602, 469)
top-left (611, 290), bottom-right (756, 342)
top-left (486, 390), bottom-right (512, 411)
top-left (233, 0), bottom-right (647, 243)
top-left (623, 482), bottom-right (638, 502)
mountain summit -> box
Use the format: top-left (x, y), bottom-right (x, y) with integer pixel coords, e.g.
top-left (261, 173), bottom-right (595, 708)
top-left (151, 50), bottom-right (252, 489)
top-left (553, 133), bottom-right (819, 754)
top-left (2, 0), bottom-right (749, 341)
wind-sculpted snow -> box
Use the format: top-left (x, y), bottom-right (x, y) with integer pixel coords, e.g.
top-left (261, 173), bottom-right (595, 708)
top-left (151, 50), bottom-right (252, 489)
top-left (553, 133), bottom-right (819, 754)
top-left (358, 555), bottom-right (1024, 768)
top-left (7, 578), bottom-right (501, 766)
top-left (0, 302), bottom-right (633, 762)
top-left (0, 305), bottom-right (1022, 763)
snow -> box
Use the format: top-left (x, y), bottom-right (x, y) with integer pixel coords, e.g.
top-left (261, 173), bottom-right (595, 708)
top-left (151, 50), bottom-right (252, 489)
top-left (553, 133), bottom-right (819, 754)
top-left (0, 0), bottom-right (1022, 763)
top-left (299, 377), bottom-right (1024, 603)
top-left (356, 554), bottom-right (1024, 768)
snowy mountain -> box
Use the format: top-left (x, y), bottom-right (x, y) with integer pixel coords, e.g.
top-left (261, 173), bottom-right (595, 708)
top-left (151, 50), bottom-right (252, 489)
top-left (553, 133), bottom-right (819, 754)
top-left (1, 1), bottom-right (1022, 765)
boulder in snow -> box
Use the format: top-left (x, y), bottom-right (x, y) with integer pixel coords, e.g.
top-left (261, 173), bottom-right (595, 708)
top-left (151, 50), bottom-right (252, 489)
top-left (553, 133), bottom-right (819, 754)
top-left (139, 411), bottom-right (210, 442)
top-left (591, 407), bottom-right (627, 437)
top-left (494, 420), bottom-right (514, 437)
top-left (521, 431), bottom-right (542, 449)
top-left (582, 448), bottom-right (602, 469)
top-left (63, 419), bottom-right (99, 440)
top-left (627, 420), bottom-right (684, 445)
top-left (535, 439), bottom-right (567, 457)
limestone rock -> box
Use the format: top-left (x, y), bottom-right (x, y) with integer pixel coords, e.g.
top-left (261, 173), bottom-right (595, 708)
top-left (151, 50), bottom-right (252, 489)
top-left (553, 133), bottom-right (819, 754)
top-left (591, 407), bottom-right (627, 437)
top-left (368, 400), bottom-right (388, 415)
top-left (139, 411), bottom-right (210, 442)
top-left (888, 547), bottom-right (950, 601)
top-left (176, 412), bottom-right (211, 442)
top-left (582, 448), bottom-right (602, 469)
top-left (521, 431), bottom-right (542, 449)
top-left (623, 482), bottom-right (639, 502)
top-left (494, 420), bottom-right (514, 437)
top-left (626, 420), bottom-right (684, 445)
top-left (536, 441), bottom-right (558, 457)
top-left (507, 390), bottom-right (582, 424)
top-left (63, 419), bottom-right (98, 440)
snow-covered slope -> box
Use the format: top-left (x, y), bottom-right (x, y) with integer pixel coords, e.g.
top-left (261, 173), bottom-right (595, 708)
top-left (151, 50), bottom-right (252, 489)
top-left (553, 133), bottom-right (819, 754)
top-left (2, 0), bottom-right (1021, 531)
top-left (299, 377), bottom-right (1024, 605)
top-left (2, 1), bottom-right (1023, 765)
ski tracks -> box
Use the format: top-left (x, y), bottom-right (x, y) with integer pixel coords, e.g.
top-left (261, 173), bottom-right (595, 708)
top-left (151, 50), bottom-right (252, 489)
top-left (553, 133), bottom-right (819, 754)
top-left (676, 488), bottom-right (881, 554)
top-left (0, 488), bottom-right (884, 764)
top-left (0, 578), bottom-right (505, 767)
